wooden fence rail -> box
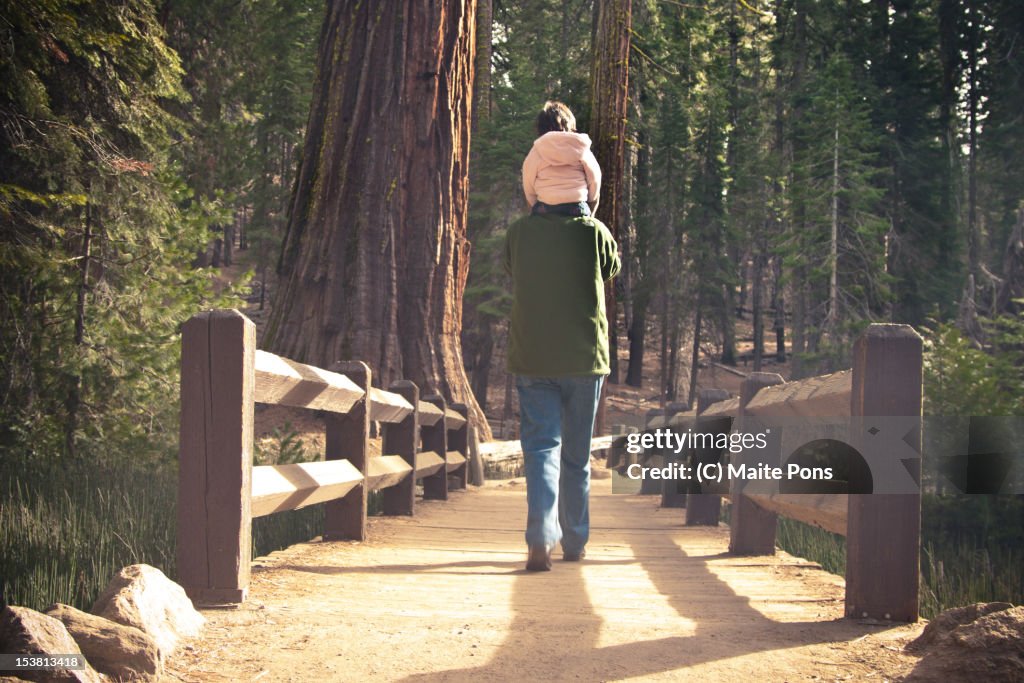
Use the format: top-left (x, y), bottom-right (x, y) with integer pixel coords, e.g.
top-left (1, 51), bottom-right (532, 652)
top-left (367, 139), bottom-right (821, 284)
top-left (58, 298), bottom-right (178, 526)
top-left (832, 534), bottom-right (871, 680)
top-left (612, 323), bottom-right (923, 622)
top-left (177, 310), bottom-right (474, 605)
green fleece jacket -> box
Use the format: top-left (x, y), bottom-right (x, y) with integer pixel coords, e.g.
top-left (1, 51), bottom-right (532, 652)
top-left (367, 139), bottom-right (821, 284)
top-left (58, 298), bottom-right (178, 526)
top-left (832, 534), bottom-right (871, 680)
top-left (504, 213), bottom-right (621, 376)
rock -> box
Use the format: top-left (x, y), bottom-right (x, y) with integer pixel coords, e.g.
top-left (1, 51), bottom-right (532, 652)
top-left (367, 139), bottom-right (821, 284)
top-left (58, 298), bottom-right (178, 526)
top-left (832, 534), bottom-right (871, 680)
top-left (46, 603), bottom-right (161, 682)
top-left (0, 606), bottom-right (102, 683)
top-left (906, 601), bottom-right (1013, 653)
top-left (904, 604), bottom-right (1024, 682)
top-left (91, 564), bottom-right (205, 661)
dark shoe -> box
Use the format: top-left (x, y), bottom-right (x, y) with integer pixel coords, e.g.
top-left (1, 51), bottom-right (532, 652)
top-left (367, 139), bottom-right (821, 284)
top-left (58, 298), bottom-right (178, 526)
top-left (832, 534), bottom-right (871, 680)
top-left (526, 545), bottom-right (552, 571)
top-left (563, 548), bottom-right (586, 562)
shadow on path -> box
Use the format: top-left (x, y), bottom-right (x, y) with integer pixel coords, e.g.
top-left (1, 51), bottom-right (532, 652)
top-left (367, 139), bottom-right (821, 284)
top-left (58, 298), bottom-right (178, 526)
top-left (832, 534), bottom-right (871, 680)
top-left (318, 493), bottom-right (887, 681)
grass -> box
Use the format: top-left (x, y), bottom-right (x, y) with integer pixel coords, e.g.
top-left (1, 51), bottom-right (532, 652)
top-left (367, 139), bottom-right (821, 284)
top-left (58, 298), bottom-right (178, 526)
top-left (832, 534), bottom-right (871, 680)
top-left (765, 496), bottom-right (1024, 620)
top-left (918, 541), bottom-right (1021, 618)
top-left (1, 456), bottom-right (177, 612)
top-left (0, 452), bottom-right (358, 613)
top-left (776, 517), bottom-right (846, 576)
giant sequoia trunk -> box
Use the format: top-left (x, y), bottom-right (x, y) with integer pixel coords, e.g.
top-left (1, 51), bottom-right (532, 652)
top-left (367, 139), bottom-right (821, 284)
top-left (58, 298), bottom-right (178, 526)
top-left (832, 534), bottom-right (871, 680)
top-left (263, 0), bottom-right (491, 439)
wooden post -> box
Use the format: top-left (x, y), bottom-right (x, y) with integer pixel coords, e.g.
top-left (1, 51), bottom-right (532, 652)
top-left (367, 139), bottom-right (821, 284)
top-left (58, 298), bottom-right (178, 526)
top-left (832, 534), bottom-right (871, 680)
top-left (640, 409), bottom-right (666, 495)
top-left (468, 423), bottom-right (485, 486)
top-left (324, 361), bottom-right (370, 540)
top-left (382, 380), bottom-right (418, 516)
top-left (696, 389), bottom-right (730, 414)
top-left (728, 372), bottom-right (785, 552)
top-left (846, 324), bottom-right (921, 622)
top-left (177, 309), bottom-right (254, 604)
top-left (660, 407), bottom-right (688, 508)
top-left (449, 403), bottom-right (470, 489)
top-left (421, 394), bottom-right (448, 500)
top-left (685, 388), bottom-right (732, 525)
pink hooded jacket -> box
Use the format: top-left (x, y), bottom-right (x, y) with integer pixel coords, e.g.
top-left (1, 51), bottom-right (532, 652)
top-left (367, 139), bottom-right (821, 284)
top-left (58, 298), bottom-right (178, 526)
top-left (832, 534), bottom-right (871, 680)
top-left (522, 131), bottom-right (602, 211)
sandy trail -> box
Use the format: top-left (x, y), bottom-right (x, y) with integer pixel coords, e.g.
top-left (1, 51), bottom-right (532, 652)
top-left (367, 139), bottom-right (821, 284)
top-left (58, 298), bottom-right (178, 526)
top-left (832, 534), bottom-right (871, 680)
top-left (165, 478), bottom-right (923, 682)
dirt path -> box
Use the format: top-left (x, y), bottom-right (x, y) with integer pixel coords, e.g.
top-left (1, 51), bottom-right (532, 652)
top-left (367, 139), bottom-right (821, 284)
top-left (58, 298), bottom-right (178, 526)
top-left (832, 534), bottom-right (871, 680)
top-left (166, 478), bottom-right (924, 682)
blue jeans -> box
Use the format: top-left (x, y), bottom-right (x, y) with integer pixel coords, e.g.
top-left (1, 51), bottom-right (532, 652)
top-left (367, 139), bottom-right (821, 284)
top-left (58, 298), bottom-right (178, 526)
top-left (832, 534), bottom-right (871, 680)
top-left (516, 375), bottom-right (604, 555)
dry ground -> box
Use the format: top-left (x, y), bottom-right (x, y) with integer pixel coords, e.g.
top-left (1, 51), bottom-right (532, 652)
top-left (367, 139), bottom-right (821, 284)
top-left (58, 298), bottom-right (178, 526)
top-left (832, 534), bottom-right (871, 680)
top-left (165, 474), bottom-right (924, 682)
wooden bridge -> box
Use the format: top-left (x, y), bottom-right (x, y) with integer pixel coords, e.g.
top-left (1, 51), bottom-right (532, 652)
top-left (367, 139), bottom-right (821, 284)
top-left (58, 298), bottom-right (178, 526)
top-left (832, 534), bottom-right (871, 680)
top-left (171, 310), bottom-right (924, 680)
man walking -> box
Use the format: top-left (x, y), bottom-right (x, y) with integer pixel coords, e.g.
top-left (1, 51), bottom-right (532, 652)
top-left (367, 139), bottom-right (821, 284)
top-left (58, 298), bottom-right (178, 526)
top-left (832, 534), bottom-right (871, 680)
top-left (504, 146), bottom-right (620, 570)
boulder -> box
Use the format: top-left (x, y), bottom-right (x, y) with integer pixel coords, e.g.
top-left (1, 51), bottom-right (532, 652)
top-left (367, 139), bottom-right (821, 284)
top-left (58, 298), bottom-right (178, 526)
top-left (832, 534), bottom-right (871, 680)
top-left (91, 564), bottom-right (204, 661)
top-left (46, 603), bottom-right (161, 682)
top-left (0, 606), bottom-right (102, 683)
top-left (904, 604), bottom-right (1024, 682)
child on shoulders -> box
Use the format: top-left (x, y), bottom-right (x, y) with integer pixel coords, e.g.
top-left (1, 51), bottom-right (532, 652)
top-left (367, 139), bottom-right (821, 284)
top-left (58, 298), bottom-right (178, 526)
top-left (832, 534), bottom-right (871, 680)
top-left (522, 101), bottom-right (601, 217)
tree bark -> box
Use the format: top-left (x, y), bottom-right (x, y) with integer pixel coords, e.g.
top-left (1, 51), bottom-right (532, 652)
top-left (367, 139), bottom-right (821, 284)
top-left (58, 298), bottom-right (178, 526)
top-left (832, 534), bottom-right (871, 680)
top-left (263, 0), bottom-right (490, 439)
top-left (966, 0), bottom-right (980, 280)
top-left (67, 200), bottom-right (93, 458)
top-left (223, 223), bottom-right (234, 267)
top-left (660, 287), bottom-right (669, 405)
top-left (468, 325), bottom-right (493, 412)
top-left (626, 299), bottom-right (646, 387)
top-left (752, 249), bottom-right (764, 371)
top-left (667, 319), bottom-right (680, 403)
top-left (996, 206), bottom-right (1024, 314)
top-left (826, 114), bottom-right (839, 335)
top-left (238, 207), bottom-right (248, 250)
top-left (686, 299), bottom-right (702, 411)
top-left (474, 0), bottom-right (492, 125)
top-left (719, 0), bottom-right (740, 367)
top-left (590, 0), bottom-right (632, 385)
top-left (461, 0), bottom-right (494, 415)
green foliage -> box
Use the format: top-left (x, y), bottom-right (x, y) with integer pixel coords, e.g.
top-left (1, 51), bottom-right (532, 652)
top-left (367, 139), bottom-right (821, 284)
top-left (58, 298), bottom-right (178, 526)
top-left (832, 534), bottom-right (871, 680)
top-left (164, 0), bottom-right (323, 273)
top-left (869, 0), bottom-right (960, 324)
top-left (0, 0), bottom-right (245, 462)
top-left (790, 54), bottom-right (891, 335)
top-left (922, 315), bottom-right (1024, 494)
top-left (978, 2), bottom-right (1024, 253)
top-left (923, 317), bottom-right (1024, 417)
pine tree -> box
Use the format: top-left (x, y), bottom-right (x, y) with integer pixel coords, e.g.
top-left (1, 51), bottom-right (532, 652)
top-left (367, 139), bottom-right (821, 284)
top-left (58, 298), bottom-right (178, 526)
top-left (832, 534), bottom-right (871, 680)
top-left (786, 53), bottom-right (891, 369)
top-left (0, 0), bottom-right (239, 460)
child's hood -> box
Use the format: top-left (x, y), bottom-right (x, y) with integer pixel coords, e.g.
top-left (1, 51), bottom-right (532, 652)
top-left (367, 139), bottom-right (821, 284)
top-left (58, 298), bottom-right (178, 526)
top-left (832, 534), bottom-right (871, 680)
top-left (531, 131), bottom-right (593, 165)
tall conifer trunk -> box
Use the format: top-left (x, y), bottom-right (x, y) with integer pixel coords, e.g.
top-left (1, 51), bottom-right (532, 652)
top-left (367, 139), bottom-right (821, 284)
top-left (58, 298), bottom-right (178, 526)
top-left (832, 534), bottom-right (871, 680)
top-left (264, 1), bottom-right (490, 439)
top-left (590, 0), bottom-right (632, 385)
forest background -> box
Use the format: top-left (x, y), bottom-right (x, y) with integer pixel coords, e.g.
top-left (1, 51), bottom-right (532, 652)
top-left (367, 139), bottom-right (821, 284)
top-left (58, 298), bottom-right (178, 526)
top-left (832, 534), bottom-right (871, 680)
top-left (1, 0), bottom-right (1022, 619)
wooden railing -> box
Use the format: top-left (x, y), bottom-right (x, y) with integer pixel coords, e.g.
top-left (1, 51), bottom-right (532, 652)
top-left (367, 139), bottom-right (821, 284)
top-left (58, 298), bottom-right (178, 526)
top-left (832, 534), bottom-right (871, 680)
top-left (177, 309), bottom-right (472, 605)
top-left (616, 324), bottom-right (923, 622)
